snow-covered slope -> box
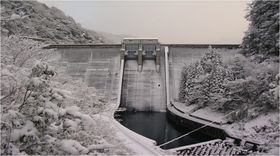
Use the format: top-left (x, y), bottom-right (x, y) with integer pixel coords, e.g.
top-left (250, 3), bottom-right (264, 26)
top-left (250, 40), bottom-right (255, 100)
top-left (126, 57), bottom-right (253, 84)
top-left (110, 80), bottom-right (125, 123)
top-left (1, 1), bottom-right (104, 44)
top-left (96, 31), bottom-right (134, 43)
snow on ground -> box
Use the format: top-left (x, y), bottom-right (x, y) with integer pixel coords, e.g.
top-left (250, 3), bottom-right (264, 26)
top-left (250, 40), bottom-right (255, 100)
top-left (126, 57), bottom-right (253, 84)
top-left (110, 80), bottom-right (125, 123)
top-left (47, 76), bottom-right (134, 154)
top-left (57, 139), bottom-right (89, 155)
top-left (172, 101), bottom-right (279, 155)
top-left (172, 101), bottom-right (197, 113)
top-left (172, 101), bottom-right (228, 124)
top-left (224, 112), bottom-right (279, 143)
top-left (191, 107), bottom-right (228, 124)
top-left (244, 112), bottom-right (279, 130)
top-left (225, 112), bottom-right (279, 155)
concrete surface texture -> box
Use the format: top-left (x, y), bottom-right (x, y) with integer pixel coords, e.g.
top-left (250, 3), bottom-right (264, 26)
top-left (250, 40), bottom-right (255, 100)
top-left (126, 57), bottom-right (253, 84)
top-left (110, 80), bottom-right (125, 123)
top-left (55, 45), bottom-right (239, 112)
top-left (120, 58), bottom-right (166, 112)
top-left (57, 47), bottom-right (121, 101)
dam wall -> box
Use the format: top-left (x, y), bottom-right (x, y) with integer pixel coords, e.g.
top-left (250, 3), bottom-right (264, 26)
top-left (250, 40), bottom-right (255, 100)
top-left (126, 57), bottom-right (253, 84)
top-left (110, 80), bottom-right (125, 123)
top-left (48, 43), bottom-right (240, 111)
top-left (53, 45), bottom-right (121, 101)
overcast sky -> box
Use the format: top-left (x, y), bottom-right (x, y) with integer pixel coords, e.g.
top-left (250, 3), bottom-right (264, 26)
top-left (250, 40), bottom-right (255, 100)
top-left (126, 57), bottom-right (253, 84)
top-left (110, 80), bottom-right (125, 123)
top-left (39, 0), bottom-right (251, 44)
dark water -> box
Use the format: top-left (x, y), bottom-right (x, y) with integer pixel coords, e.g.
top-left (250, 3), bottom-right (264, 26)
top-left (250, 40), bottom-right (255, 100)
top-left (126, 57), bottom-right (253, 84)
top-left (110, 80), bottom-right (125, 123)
top-left (116, 111), bottom-right (213, 149)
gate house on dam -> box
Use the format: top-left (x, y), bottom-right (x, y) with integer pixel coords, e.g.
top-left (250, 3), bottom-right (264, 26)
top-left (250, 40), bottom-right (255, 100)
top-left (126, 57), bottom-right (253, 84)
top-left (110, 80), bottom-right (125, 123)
top-left (48, 38), bottom-right (239, 112)
top-left (121, 38), bottom-right (161, 72)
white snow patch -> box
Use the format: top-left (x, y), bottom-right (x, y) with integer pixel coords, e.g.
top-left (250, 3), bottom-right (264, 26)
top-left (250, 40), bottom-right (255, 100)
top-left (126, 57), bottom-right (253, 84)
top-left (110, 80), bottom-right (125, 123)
top-left (64, 106), bottom-right (95, 130)
top-left (10, 13), bottom-right (21, 20)
top-left (53, 88), bottom-right (72, 96)
top-left (172, 101), bottom-right (197, 113)
top-left (65, 106), bottom-right (81, 116)
top-left (11, 120), bottom-right (38, 141)
top-left (191, 107), bottom-right (227, 124)
top-left (30, 77), bottom-right (42, 87)
top-left (64, 118), bottom-right (80, 131)
top-left (244, 112), bottom-right (279, 130)
top-left (57, 139), bottom-right (89, 154)
top-left (1, 68), bottom-right (13, 76)
top-left (58, 108), bottom-right (66, 116)
top-left (88, 143), bottom-right (114, 151)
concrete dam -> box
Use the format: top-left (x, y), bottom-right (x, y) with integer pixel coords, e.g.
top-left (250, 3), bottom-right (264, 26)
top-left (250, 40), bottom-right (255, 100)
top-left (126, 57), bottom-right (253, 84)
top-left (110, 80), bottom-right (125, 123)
top-left (49, 38), bottom-right (239, 112)
top-left (48, 40), bottom-right (262, 153)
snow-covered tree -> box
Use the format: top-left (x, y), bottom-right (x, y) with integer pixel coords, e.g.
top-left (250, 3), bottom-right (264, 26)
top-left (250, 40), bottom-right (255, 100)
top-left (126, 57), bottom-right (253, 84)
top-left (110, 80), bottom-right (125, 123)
top-left (1, 1), bottom-right (103, 44)
top-left (179, 47), bottom-right (227, 107)
top-left (242, 0), bottom-right (279, 57)
top-left (200, 46), bottom-right (223, 74)
top-left (178, 62), bottom-right (203, 103)
top-left (200, 48), bottom-right (227, 94)
top-left (1, 62), bottom-right (61, 155)
top-left (1, 35), bottom-right (52, 68)
top-left (179, 47), bottom-right (279, 119)
top-left (1, 35), bottom-right (124, 155)
top-left (216, 59), bottom-right (279, 118)
top-left (227, 56), bottom-right (246, 81)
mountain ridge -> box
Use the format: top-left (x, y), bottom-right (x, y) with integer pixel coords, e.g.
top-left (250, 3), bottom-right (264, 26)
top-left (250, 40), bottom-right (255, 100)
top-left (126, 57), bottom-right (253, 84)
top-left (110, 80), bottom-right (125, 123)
top-left (1, 0), bottom-right (129, 44)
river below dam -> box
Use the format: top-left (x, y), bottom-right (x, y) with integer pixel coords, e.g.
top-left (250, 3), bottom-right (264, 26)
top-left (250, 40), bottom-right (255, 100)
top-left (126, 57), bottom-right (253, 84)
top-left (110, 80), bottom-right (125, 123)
top-left (116, 111), bottom-right (214, 149)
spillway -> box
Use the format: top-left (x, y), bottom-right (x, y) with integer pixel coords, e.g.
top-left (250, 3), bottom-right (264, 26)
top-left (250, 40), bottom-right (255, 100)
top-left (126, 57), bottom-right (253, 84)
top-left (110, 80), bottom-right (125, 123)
top-left (120, 59), bottom-right (166, 112)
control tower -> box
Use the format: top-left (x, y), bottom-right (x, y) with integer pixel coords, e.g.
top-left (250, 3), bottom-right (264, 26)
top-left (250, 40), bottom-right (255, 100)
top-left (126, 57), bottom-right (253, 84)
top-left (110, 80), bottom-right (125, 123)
top-left (120, 38), bottom-right (161, 72)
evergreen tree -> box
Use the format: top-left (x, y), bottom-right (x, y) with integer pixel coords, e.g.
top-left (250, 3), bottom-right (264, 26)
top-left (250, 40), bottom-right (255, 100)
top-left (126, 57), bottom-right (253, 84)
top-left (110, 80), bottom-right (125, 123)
top-left (179, 47), bottom-right (227, 107)
top-left (227, 56), bottom-right (246, 81)
top-left (200, 46), bottom-right (223, 73)
top-left (178, 62), bottom-right (202, 103)
top-left (242, 0), bottom-right (279, 57)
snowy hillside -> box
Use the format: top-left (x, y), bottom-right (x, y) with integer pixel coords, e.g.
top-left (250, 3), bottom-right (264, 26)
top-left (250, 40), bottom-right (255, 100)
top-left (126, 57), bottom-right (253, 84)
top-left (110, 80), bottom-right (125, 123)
top-left (96, 31), bottom-right (134, 43)
top-left (0, 1), bottom-right (135, 154)
top-left (0, 34), bottom-right (134, 155)
top-left (1, 1), bottom-right (105, 44)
